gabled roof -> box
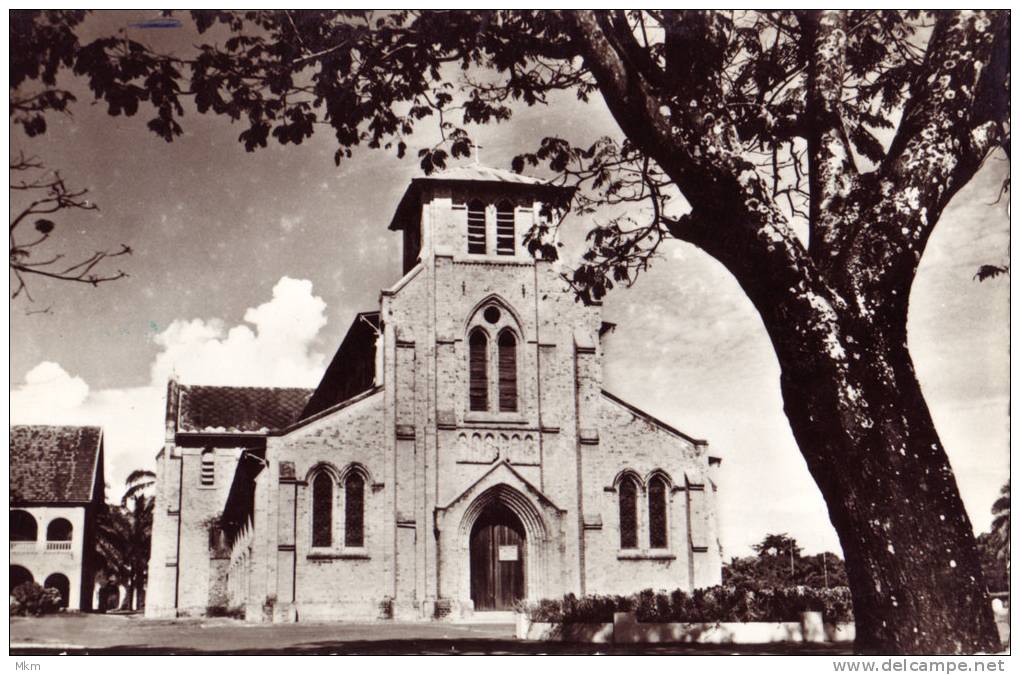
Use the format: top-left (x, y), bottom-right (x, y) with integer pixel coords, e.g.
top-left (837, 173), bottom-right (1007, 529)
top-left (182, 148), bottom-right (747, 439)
top-left (177, 385), bottom-right (314, 434)
top-left (10, 425), bottom-right (103, 503)
top-left (388, 164), bottom-right (574, 231)
top-left (602, 390), bottom-right (707, 446)
top-left (300, 311), bottom-right (380, 420)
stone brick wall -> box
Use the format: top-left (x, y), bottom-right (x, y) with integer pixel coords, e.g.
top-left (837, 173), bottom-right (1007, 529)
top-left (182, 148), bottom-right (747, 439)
top-left (582, 395), bottom-right (722, 594)
top-left (146, 444), bottom-right (243, 617)
top-left (145, 447), bottom-right (179, 618)
top-left (260, 391), bottom-right (390, 621)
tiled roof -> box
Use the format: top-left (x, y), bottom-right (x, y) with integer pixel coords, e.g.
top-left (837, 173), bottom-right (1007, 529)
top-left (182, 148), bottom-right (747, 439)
top-left (10, 425), bottom-right (102, 503)
top-left (177, 385), bottom-right (314, 434)
top-left (416, 165), bottom-right (549, 185)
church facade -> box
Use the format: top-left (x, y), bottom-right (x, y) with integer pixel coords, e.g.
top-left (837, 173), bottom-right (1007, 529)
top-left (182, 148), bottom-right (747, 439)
top-left (146, 167), bottom-right (722, 622)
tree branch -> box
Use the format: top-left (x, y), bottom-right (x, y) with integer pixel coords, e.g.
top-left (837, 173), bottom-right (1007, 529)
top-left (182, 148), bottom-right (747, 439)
top-left (837, 11), bottom-right (1008, 319)
top-left (801, 10), bottom-right (859, 268)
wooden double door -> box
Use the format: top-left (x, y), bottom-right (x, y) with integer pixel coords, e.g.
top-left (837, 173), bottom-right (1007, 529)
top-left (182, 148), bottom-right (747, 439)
top-left (470, 503), bottom-right (526, 610)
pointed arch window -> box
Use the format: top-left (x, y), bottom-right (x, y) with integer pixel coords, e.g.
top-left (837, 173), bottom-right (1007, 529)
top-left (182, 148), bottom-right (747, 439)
top-left (497, 330), bottom-right (518, 412)
top-left (648, 476), bottom-right (668, 548)
top-left (496, 200), bottom-right (515, 255)
top-left (345, 473), bottom-right (365, 547)
top-left (469, 329), bottom-right (489, 411)
top-left (619, 476), bottom-right (639, 549)
top-left (467, 200), bottom-right (487, 254)
top-left (311, 472), bottom-right (333, 548)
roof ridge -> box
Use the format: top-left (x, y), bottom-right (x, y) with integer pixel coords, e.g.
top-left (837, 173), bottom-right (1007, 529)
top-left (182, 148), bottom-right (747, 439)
top-left (179, 383), bottom-right (316, 391)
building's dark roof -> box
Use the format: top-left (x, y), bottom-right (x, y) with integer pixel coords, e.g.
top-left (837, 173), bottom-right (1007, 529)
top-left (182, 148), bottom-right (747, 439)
top-left (301, 312), bottom-right (380, 420)
top-left (177, 385), bottom-right (314, 434)
top-left (10, 425), bottom-right (103, 503)
top-left (388, 164), bottom-right (575, 231)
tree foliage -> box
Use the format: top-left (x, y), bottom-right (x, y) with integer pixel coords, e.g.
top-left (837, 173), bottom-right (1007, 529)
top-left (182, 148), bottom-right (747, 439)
top-left (725, 533), bottom-right (849, 590)
top-left (95, 469), bottom-right (155, 610)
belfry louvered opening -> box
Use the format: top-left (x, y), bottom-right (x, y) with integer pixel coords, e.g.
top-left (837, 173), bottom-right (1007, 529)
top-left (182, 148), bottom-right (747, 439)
top-left (467, 200), bottom-right (486, 254)
top-left (495, 201), bottom-right (515, 255)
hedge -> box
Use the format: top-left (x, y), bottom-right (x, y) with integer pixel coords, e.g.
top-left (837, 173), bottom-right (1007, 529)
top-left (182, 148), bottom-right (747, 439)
top-left (517, 586), bottom-right (854, 624)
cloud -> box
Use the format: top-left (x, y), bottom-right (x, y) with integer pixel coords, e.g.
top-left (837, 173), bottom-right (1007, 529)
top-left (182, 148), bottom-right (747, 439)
top-left (11, 362), bottom-right (90, 422)
top-left (149, 276), bottom-right (328, 387)
top-left (11, 277), bottom-right (330, 499)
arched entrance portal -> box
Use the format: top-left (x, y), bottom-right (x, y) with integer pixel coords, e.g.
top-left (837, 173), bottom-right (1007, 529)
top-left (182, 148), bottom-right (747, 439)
top-left (470, 502), bottom-right (526, 610)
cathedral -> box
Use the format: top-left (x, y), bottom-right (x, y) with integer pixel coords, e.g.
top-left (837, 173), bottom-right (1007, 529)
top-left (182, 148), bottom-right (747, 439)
top-left (145, 167), bottom-right (722, 622)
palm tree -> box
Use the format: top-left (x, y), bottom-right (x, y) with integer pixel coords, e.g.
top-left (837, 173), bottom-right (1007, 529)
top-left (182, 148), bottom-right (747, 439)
top-left (991, 480), bottom-right (1010, 564)
top-left (120, 470), bottom-right (155, 610)
top-left (95, 470), bottom-right (156, 611)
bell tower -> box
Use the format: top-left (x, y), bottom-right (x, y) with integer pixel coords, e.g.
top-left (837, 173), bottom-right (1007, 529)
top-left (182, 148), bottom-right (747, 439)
top-left (387, 165), bottom-right (571, 274)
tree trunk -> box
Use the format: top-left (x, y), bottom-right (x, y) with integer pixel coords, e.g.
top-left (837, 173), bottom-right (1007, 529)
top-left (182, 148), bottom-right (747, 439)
top-left (761, 296), bottom-right (1000, 654)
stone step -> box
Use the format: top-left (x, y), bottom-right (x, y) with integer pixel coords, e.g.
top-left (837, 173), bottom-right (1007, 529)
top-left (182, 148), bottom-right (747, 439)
top-left (459, 610), bottom-right (516, 624)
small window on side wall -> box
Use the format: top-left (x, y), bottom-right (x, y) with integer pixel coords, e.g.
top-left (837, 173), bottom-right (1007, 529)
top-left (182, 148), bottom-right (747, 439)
top-left (200, 449), bottom-right (215, 486)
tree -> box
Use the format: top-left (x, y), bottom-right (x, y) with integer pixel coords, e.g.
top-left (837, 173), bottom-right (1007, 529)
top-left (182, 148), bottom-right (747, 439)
top-left (10, 11), bottom-right (131, 303)
top-left (9, 154), bottom-right (131, 303)
top-left (989, 481), bottom-right (1010, 565)
top-left (9, 10), bottom-right (1008, 653)
top-left (724, 533), bottom-right (849, 590)
top-left (95, 469), bottom-right (155, 610)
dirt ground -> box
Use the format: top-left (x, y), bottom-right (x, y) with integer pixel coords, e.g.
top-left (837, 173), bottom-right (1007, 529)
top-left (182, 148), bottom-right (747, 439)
top-left (9, 612), bottom-right (852, 655)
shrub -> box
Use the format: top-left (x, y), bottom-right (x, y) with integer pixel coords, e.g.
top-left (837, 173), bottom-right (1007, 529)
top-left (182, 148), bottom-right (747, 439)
top-left (517, 586), bottom-right (854, 624)
top-left (206, 605), bottom-right (244, 619)
top-left (10, 582), bottom-right (63, 616)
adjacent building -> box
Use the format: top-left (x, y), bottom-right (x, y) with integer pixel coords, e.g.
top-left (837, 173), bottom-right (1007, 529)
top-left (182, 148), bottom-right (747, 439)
top-left (10, 425), bottom-right (106, 611)
top-left (146, 167), bottom-right (723, 622)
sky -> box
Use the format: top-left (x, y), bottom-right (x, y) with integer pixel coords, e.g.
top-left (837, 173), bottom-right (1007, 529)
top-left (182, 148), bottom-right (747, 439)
top-left (9, 11), bottom-right (1010, 557)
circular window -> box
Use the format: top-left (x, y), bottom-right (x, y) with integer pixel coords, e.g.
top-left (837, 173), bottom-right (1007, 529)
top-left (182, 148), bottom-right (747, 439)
top-left (483, 306), bottom-right (501, 324)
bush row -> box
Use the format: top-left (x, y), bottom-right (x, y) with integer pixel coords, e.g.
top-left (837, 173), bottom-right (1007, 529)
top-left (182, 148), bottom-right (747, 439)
top-left (517, 586), bottom-right (854, 624)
